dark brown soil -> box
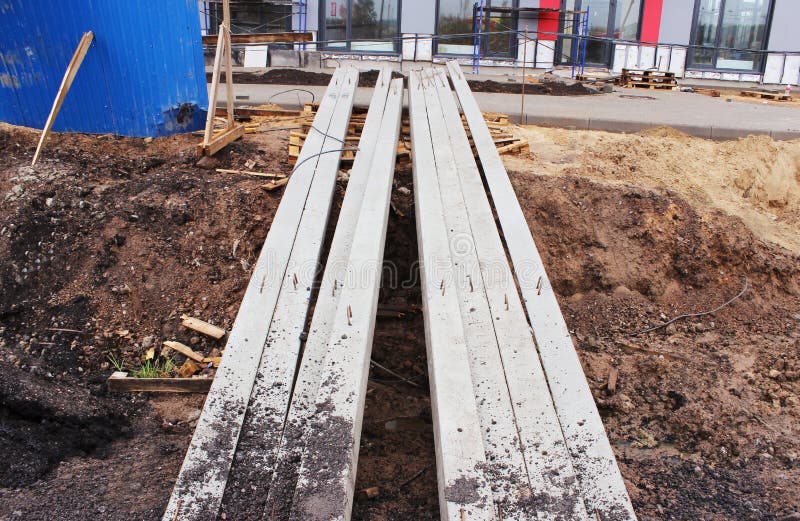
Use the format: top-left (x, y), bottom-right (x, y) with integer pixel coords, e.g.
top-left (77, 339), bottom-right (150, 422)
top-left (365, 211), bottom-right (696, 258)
top-left (509, 171), bottom-right (800, 521)
top-left (0, 121), bottom-right (798, 521)
top-left (207, 68), bottom-right (596, 97)
top-left (208, 68), bottom-right (401, 88)
top-left (468, 78), bottom-right (599, 95)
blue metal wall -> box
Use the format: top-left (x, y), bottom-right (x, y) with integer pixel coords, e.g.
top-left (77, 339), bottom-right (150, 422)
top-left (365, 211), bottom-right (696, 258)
top-left (0, 0), bottom-right (208, 137)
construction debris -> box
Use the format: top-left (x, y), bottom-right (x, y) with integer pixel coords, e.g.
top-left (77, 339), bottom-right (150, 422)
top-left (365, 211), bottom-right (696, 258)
top-left (180, 314), bottom-right (226, 339)
top-left (162, 341), bottom-right (204, 363)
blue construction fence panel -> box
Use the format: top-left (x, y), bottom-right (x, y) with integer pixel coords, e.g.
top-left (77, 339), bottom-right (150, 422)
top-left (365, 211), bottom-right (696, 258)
top-left (0, 0), bottom-right (209, 137)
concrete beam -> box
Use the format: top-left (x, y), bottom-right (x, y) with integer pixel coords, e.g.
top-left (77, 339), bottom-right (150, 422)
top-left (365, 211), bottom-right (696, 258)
top-left (162, 67), bottom-right (357, 521)
top-left (408, 69), bottom-right (497, 521)
top-left (430, 68), bottom-right (589, 520)
top-left (290, 76), bottom-right (405, 521)
top-left (447, 60), bottom-right (637, 521)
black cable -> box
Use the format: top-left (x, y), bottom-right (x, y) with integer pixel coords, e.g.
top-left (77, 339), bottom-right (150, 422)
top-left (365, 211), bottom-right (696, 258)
top-left (267, 88), bottom-right (316, 105)
top-left (629, 277), bottom-right (749, 336)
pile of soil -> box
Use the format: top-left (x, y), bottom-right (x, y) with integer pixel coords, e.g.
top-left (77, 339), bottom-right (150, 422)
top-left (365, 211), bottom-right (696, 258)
top-left (468, 78), bottom-right (599, 96)
top-left (210, 68), bottom-right (401, 88)
top-left (1, 120), bottom-right (798, 520)
top-left (209, 68), bottom-right (598, 97)
top-left (509, 126), bottom-right (800, 253)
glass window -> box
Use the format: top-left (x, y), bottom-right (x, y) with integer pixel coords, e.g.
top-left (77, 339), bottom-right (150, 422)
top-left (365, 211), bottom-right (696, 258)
top-left (436, 0), bottom-right (518, 57)
top-left (556, 0), bottom-right (642, 67)
top-left (325, 1), bottom-right (348, 48)
top-left (321, 0), bottom-right (400, 52)
top-left (614, 0), bottom-right (642, 40)
top-left (437, 0), bottom-right (476, 55)
top-left (690, 0), bottom-right (771, 71)
top-left (206, 2), bottom-right (292, 34)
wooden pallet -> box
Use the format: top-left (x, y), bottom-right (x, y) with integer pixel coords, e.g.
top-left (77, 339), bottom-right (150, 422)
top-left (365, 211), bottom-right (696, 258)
top-left (619, 68), bottom-right (678, 90)
top-left (628, 81), bottom-right (678, 90)
top-left (741, 90), bottom-right (792, 101)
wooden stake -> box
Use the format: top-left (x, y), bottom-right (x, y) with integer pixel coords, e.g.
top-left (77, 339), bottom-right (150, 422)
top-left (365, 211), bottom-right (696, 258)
top-left (520, 28), bottom-right (528, 123)
top-left (203, 26), bottom-right (226, 148)
top-left (32, 31), bottom-right (94, 166)
top-left (222, 0), bottom-right (234, 127)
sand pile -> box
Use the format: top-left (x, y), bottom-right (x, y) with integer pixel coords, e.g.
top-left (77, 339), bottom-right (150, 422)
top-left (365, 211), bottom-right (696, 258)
top-left (510, 126), bottom-right (800, 253)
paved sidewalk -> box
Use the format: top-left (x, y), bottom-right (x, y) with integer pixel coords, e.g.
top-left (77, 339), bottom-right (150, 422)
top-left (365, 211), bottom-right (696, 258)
top-left (218, 83), bottom-right (800, 140)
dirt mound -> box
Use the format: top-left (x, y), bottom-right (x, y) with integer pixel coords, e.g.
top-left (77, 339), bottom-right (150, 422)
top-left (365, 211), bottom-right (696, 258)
top-left (210, 68), bottom-right (404, 88)
top-left (468, 78), bottom-right (598, 96)
top-left (510, 126), bottom-right (800, 253)
top-left (510, 171), bottom-right (800, 520)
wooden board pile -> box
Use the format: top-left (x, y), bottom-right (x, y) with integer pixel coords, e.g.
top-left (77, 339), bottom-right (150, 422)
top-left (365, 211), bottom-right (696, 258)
top-left (289, 102), bottom-right (529, 165)
top-left (619, 68), bottom-right (678, 90)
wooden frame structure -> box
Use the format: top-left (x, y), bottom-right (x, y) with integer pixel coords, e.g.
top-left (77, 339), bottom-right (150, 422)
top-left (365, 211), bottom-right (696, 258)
top-left (198, 0), bottom-right (245, 157)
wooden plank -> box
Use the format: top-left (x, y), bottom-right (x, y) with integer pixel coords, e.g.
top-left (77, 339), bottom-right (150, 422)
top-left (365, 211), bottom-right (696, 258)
top-left (31, 31), bottom-right (94, 166)
top-left (107, 372), bottom-right (213, 393)
top-left (289, 77), bottom-right (404, 521)
top-left (162, 69), bottom-right (351, 521)
top-left (431, 69), bottom-right (589, 520)
top-left (216, 67), bottom-right (359, 520)
top-left (447, 61), bottom-right (637, 521)
top-left (203, 27), bottom-right (227, 148)
top-left (197, 123), bottom-right (245, 156)
top-left (216, 169), bottom-right (286, 179)
top-left (262, 177), bottom-right (290, 191)
top-left (420, 69), bottom-right (532, 518)
top-left (163, 341), bottom-right (205, 363)
top-left (215, 107), bottom-right (302, 118)
top-left (203, 31), bottom-right (313, 45)
top-left (222, 0), bottom-right (234, 127)
top-left (181, 314), bottom-right (226, 339)
top-left (407, 70), bottom-right (496, 521)
top-left (262, 69), bottom-right (395, 520)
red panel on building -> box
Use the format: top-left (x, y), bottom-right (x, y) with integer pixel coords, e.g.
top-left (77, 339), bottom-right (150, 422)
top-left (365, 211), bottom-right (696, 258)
top-left (640, 0), bottom-right (663, 44)
top-left (538, 0), bottom-right (561, 41)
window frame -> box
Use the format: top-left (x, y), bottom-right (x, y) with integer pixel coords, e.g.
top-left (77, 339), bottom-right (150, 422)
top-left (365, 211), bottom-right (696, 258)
top-left (433, 0), bottom-right (520, 59)
top-left (686, 0), bottom-right (775, 74)
top-left (555, 0), bottom-right (645, 67)
top-left (318, 0), bottom-right (403, 54)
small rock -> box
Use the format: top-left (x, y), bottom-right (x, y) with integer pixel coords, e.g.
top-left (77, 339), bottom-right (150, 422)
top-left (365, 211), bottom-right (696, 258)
top-left (695, 332), bottom-right (718, 345)
top-left (601, 84), bottom-right (614, 93)
top-left (141, 335), bottom-right (155, 349)
top-left (664, 323), bottom-right (677, 335)
top-left (185, 409), bottom-right (202, 424)
top-left (397, 186), bottom-right (411, 196)
top-left (45, 197), bottom-right (54, 207)
top-left (196, 156), bottom-right (219, 170)
top-left (769, 369), bottom-right (782, 379)
top-left (189, 336), bottom-right (200, 345)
